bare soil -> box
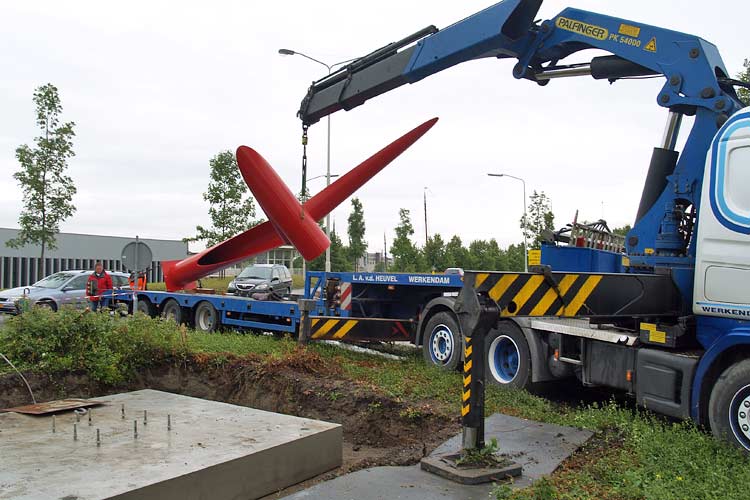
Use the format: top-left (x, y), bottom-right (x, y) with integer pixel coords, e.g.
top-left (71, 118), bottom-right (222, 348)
top-left (0, 353), bottom-right (459, 495)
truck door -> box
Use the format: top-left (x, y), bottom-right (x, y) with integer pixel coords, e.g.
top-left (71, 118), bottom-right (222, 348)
top-left (694, 108), bottom-right (750, 320)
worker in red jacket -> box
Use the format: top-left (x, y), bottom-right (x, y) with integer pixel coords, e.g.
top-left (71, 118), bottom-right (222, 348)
top-left (87, 262), bottom-right (113, 312)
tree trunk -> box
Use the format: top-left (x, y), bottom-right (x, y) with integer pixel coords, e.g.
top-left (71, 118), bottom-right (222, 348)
top-left (39, 241), bottom-right (45, 281)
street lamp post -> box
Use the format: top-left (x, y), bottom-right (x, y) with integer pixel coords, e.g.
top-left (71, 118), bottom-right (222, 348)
top-left (488, 173), bottom-right (528, 273)
top-left (279, 48), bottom-right (356, 273)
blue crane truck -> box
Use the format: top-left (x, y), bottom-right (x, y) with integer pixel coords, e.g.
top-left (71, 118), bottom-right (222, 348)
top-left (293, 0), bottom-right (750, 450)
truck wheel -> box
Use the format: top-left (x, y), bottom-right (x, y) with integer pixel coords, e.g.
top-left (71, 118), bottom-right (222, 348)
top-left (161, 299), bottom-right (183, 324)
top-left (136, 299), bottom-right (155, 317)
top-left (486, 322), bottom-right (532, 390)
top-left (194, 301), bottom-right (219, 332)
top-left (709, 359), bottom-right (750, 451)
top-left (422, 312), bottom-right (461, 371)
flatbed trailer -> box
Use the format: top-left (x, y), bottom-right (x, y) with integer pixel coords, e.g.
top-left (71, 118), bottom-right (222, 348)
top-left (107, 271), bottom-right (464, 355)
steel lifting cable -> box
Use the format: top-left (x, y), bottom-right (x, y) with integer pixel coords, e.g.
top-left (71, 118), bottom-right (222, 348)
top-left (300, 124), bottom-right (310, 201)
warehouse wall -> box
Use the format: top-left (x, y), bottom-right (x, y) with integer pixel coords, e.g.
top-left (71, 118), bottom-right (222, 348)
top-left (0, 228), bottom-right (188, 289)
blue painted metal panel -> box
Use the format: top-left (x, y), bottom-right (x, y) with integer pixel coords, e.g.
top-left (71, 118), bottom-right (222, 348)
top-left (306, 271), bottom-right (463, 288)
top-left (221, 317), bottom-right (297, 332)
top-left (540, 245), bottom-right (622, 273)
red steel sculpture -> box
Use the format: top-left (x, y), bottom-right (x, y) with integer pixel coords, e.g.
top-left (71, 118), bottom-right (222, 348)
top-left (163, 117), bottom-right (438, 291)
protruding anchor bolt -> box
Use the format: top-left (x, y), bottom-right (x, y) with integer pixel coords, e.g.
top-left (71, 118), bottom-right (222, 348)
top-left (168, 414), bottom-right (172, 431)
top-left (73, 423), bottom-right (78, 441)
top-left (96, 428), bottom-right (101, 447)
top-left (52, 415), bottom-right (56, 433)
top-left (88, 409), bottom-right (92, 426)
top-left (144, 410), bottom-right (148, 425)
top-left (134, 420), bottom-right (138, 439)
top-left (121, 404), bottom-right (125, 419)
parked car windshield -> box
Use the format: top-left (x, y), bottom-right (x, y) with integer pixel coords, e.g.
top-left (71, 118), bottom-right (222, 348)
top-left (33, 272), bottom-right (77, 289)
top-left (237, 266), bottom-right (273, 280)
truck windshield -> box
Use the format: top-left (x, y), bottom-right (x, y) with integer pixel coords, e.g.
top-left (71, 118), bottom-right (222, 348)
top-left (33, 272), bottom-right (77, 289)
top-left (237, 266), bottom-right (273, 280)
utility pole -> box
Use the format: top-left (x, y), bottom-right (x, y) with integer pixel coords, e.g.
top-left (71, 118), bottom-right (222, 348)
top-left (423, 187), bottom-right (429, 246)
top-left (383, 232), bottom-right (388, 272)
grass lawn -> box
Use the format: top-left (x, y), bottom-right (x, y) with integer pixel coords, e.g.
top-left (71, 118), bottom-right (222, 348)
top-left (187, 331), bottom-right (750, 500)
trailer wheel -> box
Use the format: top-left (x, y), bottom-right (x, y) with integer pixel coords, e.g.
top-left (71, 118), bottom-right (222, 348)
top-left (422, 312), bottom-right (461, 371)
top-left (485, 322), bottom-right (532, 390)
top-left (709, 359), bottom-right (750, 451)
top-left (161, 299), bottom-right (183, 324)
top-left (136, 299), bottom-right (155, 317)
top-left (194, 301), bottom-right (219, 333)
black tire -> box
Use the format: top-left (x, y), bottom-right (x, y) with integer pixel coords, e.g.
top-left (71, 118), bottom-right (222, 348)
top-left (194, 301), bottom-right (219, 332)
top-left (135, 299), bottom-right (155, 317)
top-left (36, 300), bottom-right (57, 312)
top-left (422, 311), bottom-right (462, 371)
top-left (485, 321), bottom-right (532, 390)
top-left (709, 359), bottom-right (750, 451)
top-left (161, 299), bottom-right (183, 324)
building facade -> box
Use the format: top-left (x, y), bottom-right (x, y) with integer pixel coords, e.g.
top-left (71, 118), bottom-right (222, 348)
top-left (0, 228), bottom-right (189, 289)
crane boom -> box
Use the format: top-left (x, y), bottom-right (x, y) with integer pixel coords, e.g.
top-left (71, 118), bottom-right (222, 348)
top-left (295, 0), bottom-right (745, 297)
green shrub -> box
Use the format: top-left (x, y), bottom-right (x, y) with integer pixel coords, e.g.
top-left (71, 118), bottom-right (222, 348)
top-left (0, 308), bottom-right (187, 384)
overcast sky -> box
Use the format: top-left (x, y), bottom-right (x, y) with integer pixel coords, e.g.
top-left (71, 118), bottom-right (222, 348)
top-left (1, 0), bottom-right (748, 255)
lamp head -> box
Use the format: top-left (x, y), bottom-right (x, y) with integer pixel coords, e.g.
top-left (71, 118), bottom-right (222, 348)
top-left (278, 49), bottom-right (295, 56)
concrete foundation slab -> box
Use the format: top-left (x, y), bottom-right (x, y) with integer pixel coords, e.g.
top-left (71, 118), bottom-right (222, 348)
top-left (283, 413), bottom-right (592, 500)
top-left (0, 389), bottom-right (342, 500)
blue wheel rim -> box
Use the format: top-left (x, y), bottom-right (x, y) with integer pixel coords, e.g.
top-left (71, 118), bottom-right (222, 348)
top-left (489, 335), bottom-right (520, 384)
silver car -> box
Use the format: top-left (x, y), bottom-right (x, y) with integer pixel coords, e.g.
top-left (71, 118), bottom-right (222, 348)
top-left (0, 270), bottom-right (131, 314)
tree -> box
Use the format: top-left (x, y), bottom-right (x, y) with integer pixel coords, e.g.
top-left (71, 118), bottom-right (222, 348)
top-left (7, 84), bottom-right (77, 278)
top-left (187, 150), bottom-right (257, 247)
top-left (347, 197), bottom-right (367, 271)
top-left (444, 235), bottom-right (470, 269)
top-left (738, 58), bottom-right (750, 105)
top-left (423, 233), bottom-right (447, 272)
top-left (391, 209), bottom-right (422, 272)
top-left (520, 190), bottom-right (555, 250)
top-left (504, 243), bottom-right (526, 272)
top-left (613, 224), bottom-right (632, 237)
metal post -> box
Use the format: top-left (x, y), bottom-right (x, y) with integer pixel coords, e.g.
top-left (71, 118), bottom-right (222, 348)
top-left (297, 299), bottom-right (316, 345)
top-left (454, 280), bottom-right (499, 452)
top-left (278, 50), bottom-right (358, 272)
top-left (133, 236), bottom-right (139, 313)
top-left (521, 180), bottom-right (528, 273)
top-left (487, 174), bottom-right (528, 272)
top-left (461, 331), bottom-right (486, 450)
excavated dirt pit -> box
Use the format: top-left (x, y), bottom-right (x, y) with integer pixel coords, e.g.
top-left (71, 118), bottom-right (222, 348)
top-left (0, 353), bottom-right (459, 496)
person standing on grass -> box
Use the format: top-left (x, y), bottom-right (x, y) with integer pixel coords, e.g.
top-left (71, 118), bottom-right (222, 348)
top-left (87, 261), bottom-right (112, 312)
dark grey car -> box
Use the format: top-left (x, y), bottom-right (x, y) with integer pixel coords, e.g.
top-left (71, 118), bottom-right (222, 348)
top-left (227, 264), bottom-right (292, 297)
top-left (0, 270), bottom-right (131, 314)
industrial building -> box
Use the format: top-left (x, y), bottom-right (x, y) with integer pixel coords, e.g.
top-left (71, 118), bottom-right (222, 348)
top-left (0, 228), bottom-right (189, 289)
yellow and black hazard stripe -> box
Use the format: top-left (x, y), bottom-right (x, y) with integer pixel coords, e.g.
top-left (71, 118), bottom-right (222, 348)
top-left (308, 317), bottom-right (413, 341)
top-left (310, 317), bottom-right (360, 339)
top-left (472, 272), bottom-right (601, 317)
top-left (462, 337), bottom-right (473, 418)
top-left (469, 271), bottom-right (680, 318)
